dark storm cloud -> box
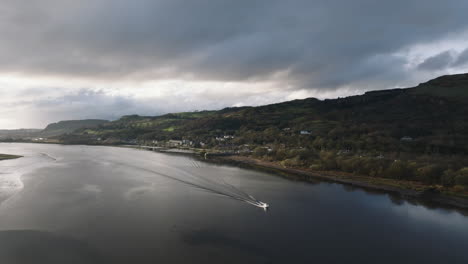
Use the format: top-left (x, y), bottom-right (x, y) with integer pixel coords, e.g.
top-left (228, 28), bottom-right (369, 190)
top-left (417, 51), bottom-right (454, 71)
top-left (30, 89), bottom-right (158, 121)
top-left (1, 0), bottom-right (468, 89)
top-left (453, 48), bottom-right (468, 67)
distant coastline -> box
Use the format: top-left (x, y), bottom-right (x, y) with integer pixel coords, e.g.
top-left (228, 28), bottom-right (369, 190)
top-left (209, 155), bottom-right (468, 211)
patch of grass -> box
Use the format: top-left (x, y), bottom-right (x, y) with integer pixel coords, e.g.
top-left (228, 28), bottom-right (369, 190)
top-left (174, 111), bottom-right (217, 119)
top-left (163, 127), bottom-right (176, 132)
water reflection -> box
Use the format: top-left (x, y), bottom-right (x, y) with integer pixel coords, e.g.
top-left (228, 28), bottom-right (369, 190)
top-left (0, 230), bottom-right (106, 264)
top-left (0, 143), bottom-right (467, 264)
top-left (181, 228), bottom-right (266, 256)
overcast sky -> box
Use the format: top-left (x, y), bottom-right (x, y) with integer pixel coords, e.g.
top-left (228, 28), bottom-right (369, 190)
top-left (1, 0), bottom-right (468, 128)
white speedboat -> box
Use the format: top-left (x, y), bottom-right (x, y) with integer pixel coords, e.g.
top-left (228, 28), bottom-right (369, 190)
top-left (244, 199), bottom-right (269, 210)
top-left (258, 202), bottom-right (269, 210)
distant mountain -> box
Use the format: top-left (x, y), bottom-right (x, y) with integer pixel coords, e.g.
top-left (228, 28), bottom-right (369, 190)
top-left (0, 129), bottom-right (42, 139)
top-left (41, 119), bottom-right (109, 137)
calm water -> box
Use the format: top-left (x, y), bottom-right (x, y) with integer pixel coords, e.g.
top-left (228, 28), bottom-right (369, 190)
top-left (0, 143), bottom-right (467, 264)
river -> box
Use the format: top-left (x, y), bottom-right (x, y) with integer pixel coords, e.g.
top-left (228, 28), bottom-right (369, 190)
top-left (0, 143), bottom-right (467, 264)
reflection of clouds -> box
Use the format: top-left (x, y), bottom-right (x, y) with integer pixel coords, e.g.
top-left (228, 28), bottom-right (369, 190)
top-left (392, 202), bottom-right (468, 230)
top-left (70, 184), bottom-right (102, 203)
top-left (0, 172), bottom-right (24, 203)
top-left (0, 230), bottom-right (107, 263)
top-left (124, 183), bottom-right (155, 201)
top-left (181, 228), bottom-right (267, 259)
top-left (77, 184), bottom-right (101, 195)
top-left (0, 149), bottom-right (59, 206)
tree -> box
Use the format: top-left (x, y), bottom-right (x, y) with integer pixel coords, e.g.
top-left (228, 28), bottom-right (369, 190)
top-left (415, 165), bottom-right (444, 184)
top-left (253, 147), bottom-right (268, 158)
top-left (320, 151), bottom-right (337, 170)
top-left (385, 160), bottom-right (414, 180)
top-left (455, 168), bottom-right (468, 186)
top-left (441, 169), bottom-right (456, 187)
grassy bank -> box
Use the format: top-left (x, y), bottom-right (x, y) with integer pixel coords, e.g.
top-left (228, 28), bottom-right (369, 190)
top-left (0, 154), bottom-right (22, 161)
top-left (216, 155), bottom-right (468, 210)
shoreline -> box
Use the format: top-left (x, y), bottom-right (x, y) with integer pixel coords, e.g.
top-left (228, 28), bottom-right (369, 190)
top-left (210, 155), bottom-right (468, 211)
top-left (3, 142), bottom-right (468, 211)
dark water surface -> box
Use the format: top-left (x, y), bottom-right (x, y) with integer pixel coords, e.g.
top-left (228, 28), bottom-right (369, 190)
top-left (0, 143), bottom-right (467, 264)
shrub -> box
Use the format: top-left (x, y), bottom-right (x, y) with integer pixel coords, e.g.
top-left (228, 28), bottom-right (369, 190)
top-left (385, 160), bottom-right (413, 180)
top-left (309, 164), bottom-right (322, 170)
top-left (273, 149), bottom-right (287, 161)
top-left (441, 169), bottom-right (456, 187)
top-left (455, 168), bottom-right (468, 186)
top-left (415, 165), bottom-right (444, 184)
top-left (280, 156), bottom-right (302, 167)
top-left (319, 151), bottom-right (337, 170)
top-left (253, 147), bottom-right (268, 158)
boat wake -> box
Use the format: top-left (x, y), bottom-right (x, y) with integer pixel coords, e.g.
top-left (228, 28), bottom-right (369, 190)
top-left (112, 159), bottom-right (269, 210)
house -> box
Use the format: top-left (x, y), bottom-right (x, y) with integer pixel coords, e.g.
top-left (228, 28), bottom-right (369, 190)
top-left (300, 130), bottom-right (311, 135)
top-left (400, 136), bottom-right (413, 142)
top-left (168, 140), bottom-right (183, 146)
top-left (182, 139), bottom-right (193, 146)
top-left (337, 149), bottom-right (351, 155)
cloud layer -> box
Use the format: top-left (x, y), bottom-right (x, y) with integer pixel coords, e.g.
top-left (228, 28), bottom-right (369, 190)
top-left (1, 0), bottom-right (468, 128)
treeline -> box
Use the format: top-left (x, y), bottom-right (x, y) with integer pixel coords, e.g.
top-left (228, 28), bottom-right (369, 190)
top-left (251, 147), bottom-right (468, 188)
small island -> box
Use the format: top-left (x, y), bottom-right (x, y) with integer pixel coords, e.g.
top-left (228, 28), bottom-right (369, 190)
top-left (0, 154), bottom-right (22, 161)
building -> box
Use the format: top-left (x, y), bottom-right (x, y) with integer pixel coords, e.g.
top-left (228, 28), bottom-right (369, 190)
top-left (182, 139), bottom-right (193, 146)
top-left (168, 140), bottom-right (183, 146)
top-left (300, 130), bottom-right (311, 135)
top-left (400, 136), bottom-right (413, 142)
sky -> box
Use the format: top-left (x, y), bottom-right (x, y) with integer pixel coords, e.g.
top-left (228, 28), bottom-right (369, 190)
top-left (1, 0), bottom-right (468, 129)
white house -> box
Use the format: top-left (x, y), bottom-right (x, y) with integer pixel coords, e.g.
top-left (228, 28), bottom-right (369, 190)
top-left (400, 136), bottom-right (413, 142)
top-left (168, 140), bottom-right (183, 146)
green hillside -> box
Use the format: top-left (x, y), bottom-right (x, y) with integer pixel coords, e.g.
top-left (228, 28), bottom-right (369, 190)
top-left (41, 119), bottom-right (109, 137)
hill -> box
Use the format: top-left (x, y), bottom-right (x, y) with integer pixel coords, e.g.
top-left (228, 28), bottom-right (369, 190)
top-left (411, 73), bottom-right (468, 98)
top-left (41, 119), bottom-right (109, 137)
